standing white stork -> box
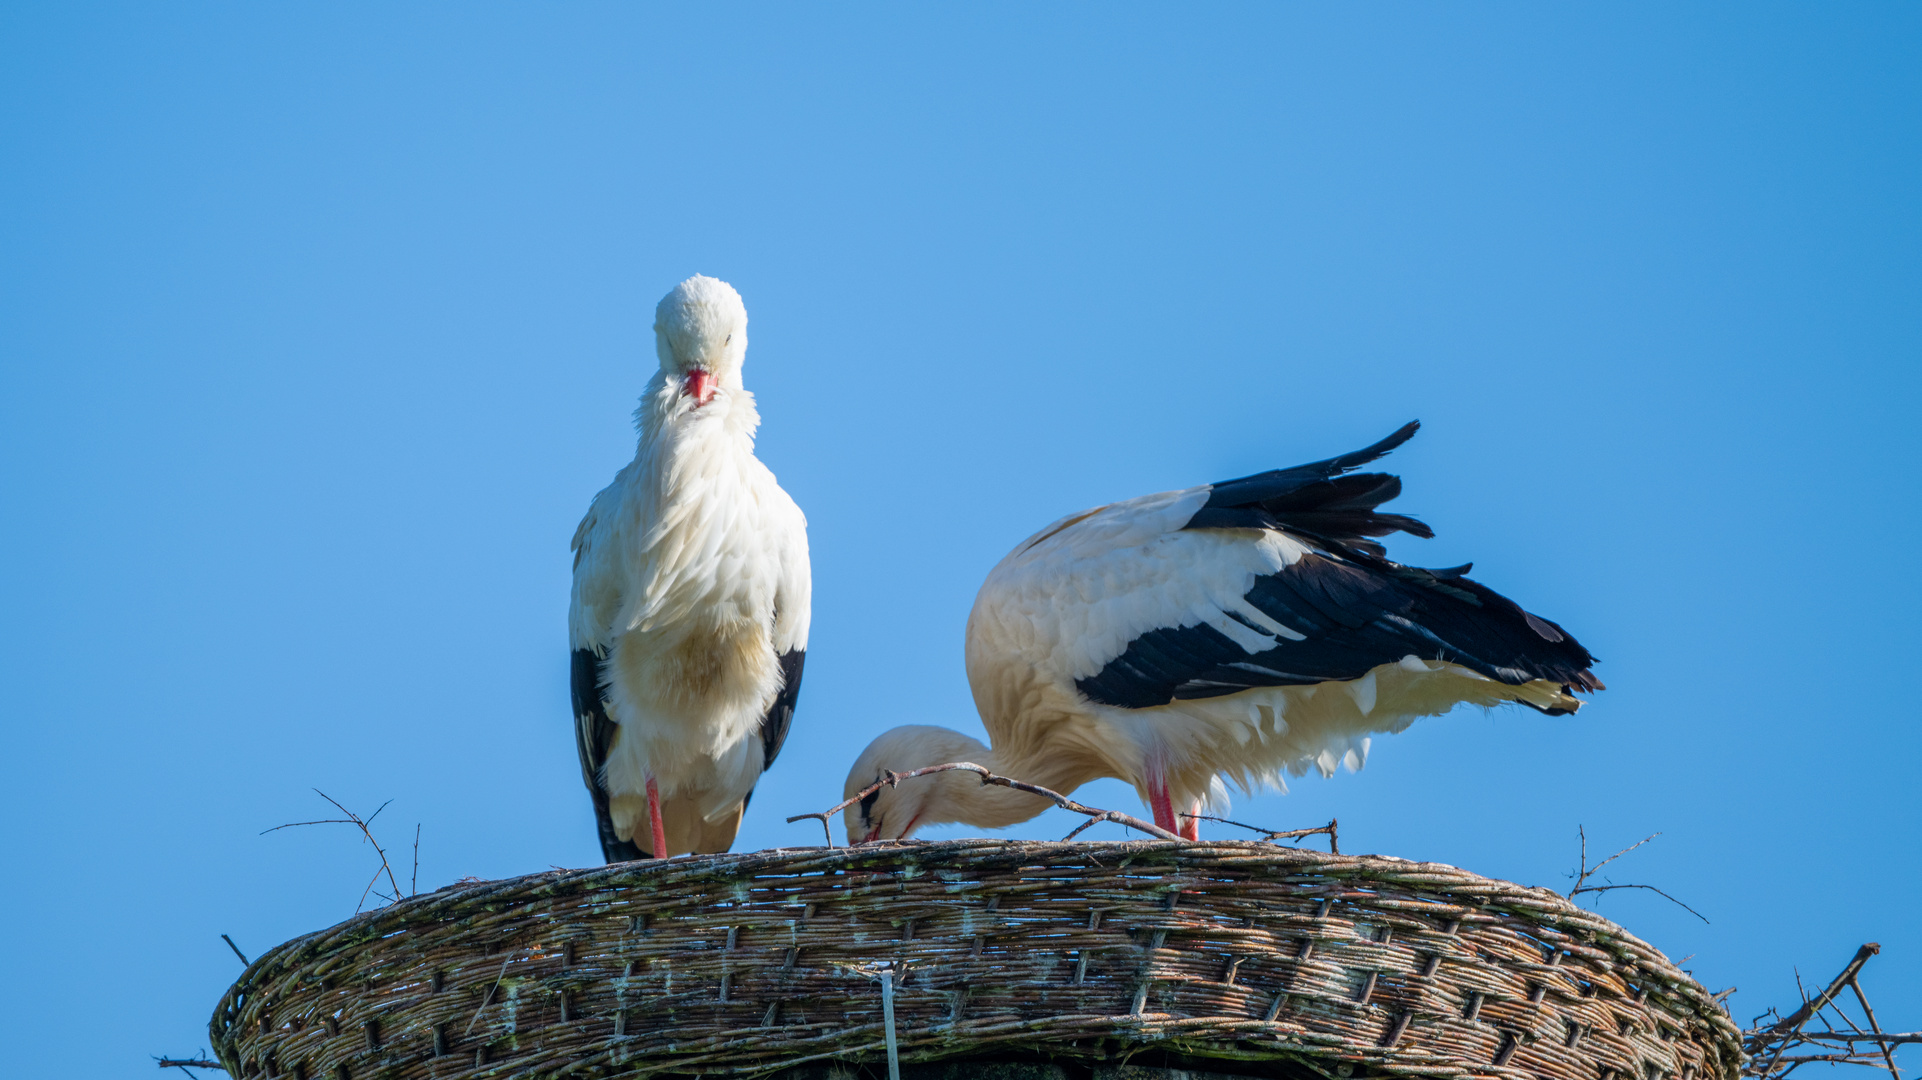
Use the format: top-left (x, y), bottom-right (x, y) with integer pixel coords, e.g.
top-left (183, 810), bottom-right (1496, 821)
top-left (570, 275), bottom-right (810, 862)
top-left (844, 422), bottom-right (1599, 843)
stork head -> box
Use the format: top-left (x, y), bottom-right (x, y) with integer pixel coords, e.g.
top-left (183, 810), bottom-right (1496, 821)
top-left (842, 725), bottom-right (995, 844)
top-left (653, 274), bottom-right (748, 407)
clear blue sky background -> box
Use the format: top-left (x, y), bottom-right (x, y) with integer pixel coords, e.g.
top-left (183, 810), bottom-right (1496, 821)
top-left (3, 5), bottom-right (1917, 1074)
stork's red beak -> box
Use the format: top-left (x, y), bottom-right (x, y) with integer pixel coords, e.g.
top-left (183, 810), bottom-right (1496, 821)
top-left (682, 368), bottom-right (715, 405)
top-left (862, 825), bottom-right (882, 844)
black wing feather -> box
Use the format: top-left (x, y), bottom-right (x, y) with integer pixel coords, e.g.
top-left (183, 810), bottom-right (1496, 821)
top-left (1186, 421), bottom-right (1434, 553)
top-left (1077, 551), bottom-right (1600, 714)
top-left (1203, 420), bottom-right (1421, 506)
top-left (761, 648), bottom-right (805, 770)
top-left (572, 648), bottom-right (648, 863)
top-left (1084, 422), bottom-right (1601, 714)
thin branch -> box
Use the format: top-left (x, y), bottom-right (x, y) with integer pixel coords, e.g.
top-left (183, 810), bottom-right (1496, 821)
top-left (1060, 811), bottom-right (1133, 842)
top-left (1569, 883), bottom-right (1710, 924)
top-left (412, 823), bottom-right (421, 897)
top-left (1587, 829), bottom-right (1659, 879)
top-left (156, 1057), bottom-right (224, 1074)
top-left (787, 762), bottom-right (1183, 844)
top-left (1180, 812), bottom-right (1339, 854)
top-left (1788, 1033), bottom-right (1922, 1047)
top-left (1760, 1053), bottom-right (1898, 1060)
top-left (316, 791), bottom-right (401, 904)
top-left (1567, 826), bottom-right (1661, 897)
top-left (1562, 827), bottom-right (1705, 923)
top-left (259, 818), bottom-right (359, 833)
top-left (1850, 977), bottom-right (1903, 1079)
top-left (465, 955), bottom-right (516, 1036)
top-left (264, 790), bottom-right (403, 912)
top-left (1577, 824), bottom-right (1586, 889)
top-left (355, 862), bottom-right (387, 915)
top-left (220, 935), bottom-right (248, 966)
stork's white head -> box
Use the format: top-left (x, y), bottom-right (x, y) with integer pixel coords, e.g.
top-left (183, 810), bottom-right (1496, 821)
top-left (653, 275), bottom-right (748, 407)
top-left (842, 725), bottom-right (993, 844)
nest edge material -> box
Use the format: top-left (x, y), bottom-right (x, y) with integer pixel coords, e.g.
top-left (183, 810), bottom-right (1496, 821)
top-left (211, 840), bottom-right (1741, 1080)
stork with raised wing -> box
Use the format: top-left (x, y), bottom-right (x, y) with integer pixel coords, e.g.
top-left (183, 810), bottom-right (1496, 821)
top-left (571, 275), bottom-right (810, 861)
top-left (844, 422), bottom-right (1598, 843)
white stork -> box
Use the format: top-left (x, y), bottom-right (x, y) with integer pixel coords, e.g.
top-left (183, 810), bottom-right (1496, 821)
top-left (570, 275), bottom-right (810, 861)
top-left (844, 422), bottom-right (1599, 843)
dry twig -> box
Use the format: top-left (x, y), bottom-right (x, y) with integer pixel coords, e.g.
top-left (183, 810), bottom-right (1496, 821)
top-left (1565, 825), bottom-right (1708, 924)
top-left (262, 790), bottom-right (414, 913)
top-left (219, 934), bottom-right (248, 966)
top-left (155, 1055), bottom-right (225, 1077)
top-left (1180, 812), bottom-right (1340, 854)
top-left (1743, 943), bottom-right (1917, 1079)
top-left (787, 762), bottom-right (1183, 844)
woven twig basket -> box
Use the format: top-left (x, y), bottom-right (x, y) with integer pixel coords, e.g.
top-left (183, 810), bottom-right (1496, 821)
top-left (211, 840), bottom-right (1741, 1080)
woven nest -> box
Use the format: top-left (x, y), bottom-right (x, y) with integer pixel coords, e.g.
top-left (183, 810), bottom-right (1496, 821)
top-left (211, 840), bottom-right (1741, 1080)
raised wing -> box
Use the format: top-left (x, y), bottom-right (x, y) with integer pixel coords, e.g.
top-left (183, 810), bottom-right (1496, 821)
top-left (974, 423), bottom-right (1599, 727)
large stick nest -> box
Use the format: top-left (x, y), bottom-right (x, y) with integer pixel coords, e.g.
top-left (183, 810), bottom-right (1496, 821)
top-left (211, 840), bottom-right (1741, 1080)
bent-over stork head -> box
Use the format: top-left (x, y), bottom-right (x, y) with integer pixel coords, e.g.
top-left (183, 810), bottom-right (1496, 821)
top-left (653, 274), bottom-right (748, 407)
top-left (841, 725), bottom-right (1000, 844)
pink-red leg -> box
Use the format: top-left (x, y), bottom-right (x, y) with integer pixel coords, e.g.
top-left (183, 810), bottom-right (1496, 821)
top-left (1148, 780), bottom-right (1178, 836)
top-left (1180, 801), bottom-right (1201, 841)
top-left (646, 775), bottom-right (668, 859)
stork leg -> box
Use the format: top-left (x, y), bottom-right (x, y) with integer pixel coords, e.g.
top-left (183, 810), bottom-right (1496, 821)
top-left (1147, 781), bottom-right (1179, 836)
top-left (645, 775), bottom-right (668, 859)
top-left (1180, 800), bottom-right (1201, 841)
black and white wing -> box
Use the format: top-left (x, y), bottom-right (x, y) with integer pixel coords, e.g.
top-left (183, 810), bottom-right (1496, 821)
top-left (973, 421), bottom-right (1600, 726)
top-left (568, 485), bottom-right (647, 862)
top-left (755, 648), bottom-right (805, 782)
top-left (570, 646), bottom-right (645, 862)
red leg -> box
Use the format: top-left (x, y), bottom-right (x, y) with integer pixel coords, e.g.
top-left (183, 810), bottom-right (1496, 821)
top-left (646, 775), bottom-right (668, 859)
top-left (1148, 780), bottom-right (1178, 835)
top-left (1180, 801), bottom-right (1201, 841)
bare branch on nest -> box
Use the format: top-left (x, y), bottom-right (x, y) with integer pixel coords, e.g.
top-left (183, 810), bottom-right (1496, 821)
top-left (1572, 883), bottom-right (1710, 924)
top-left (786, 762), bottom-right (1183, 845)
top-left (1180, 812), bottom-right (1340, 854)
top-left (1743, 943), bottom-right (1917, 1080)
top-left (155, 1055), bottom-right (225, 1076)
top-left (1568, 825), bottom-right (1660, 895)
top-left (1565, 826), bottom-right (1708, 924)
top-left (220, 934), bottom-right (248, 966)
top-left (263, 790), bottom-right (413, 913)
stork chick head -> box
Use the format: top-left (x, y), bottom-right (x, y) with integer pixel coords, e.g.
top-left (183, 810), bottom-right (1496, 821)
top-left (653, 274), bottom-right (748, 406)
top-left (842, 725), bottom-right (993, 844)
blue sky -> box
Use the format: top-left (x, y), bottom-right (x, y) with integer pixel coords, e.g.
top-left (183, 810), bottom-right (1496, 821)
top-left (2, 5), bottom-right (1917, 1073)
